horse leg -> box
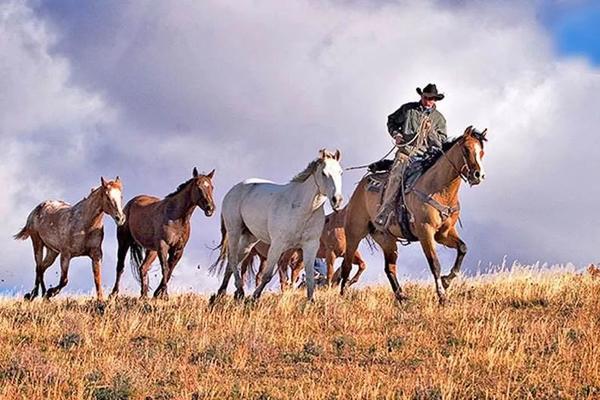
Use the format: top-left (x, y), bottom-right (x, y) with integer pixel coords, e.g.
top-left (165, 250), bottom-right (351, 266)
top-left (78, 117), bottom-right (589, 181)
top-left (231, 234), bottom-right (258, 300)
top-left (212, 233), bottom-right (242, 301)
top-left (340, 225), bottom-right (368, 295)
top-left (371, 231), bottom-right (407, 302)
top-left (325, 250), bottom-right (336, 286)
top-left (254, 256), bottom-right (267, 289)
top-left (45, 254), bottom-right (71, 299)
top-left (90, 248), bottom-right (104, 300)
top-left (348, 250), bottom-right (367, 287)
top-left (38, 249), bottom-right (58, 297)
top-left (290, 260), bottom-right (303, 288)
top-left (301, 240), bottom-right (320, 301)
top-left (111, 227), bottom-right (132, 297)
top-left (154, 243), bottom-right (170, 299)
top-left (240, 252), bottom-right (252, 288)
top-left (252, 243), bottom-right (286, 300)
top-left (139, 250), bottom-right (157, 298)
top-left (435, 227), bottom-right (467, 290)
top-left (24, 234), bottom-right (45, 301)
top-left (277, 261), bottom-right (290, 292)
top-left (164, 248), bottom-right (184, 290)
top-left (418, 228), bottom-right (447, 305)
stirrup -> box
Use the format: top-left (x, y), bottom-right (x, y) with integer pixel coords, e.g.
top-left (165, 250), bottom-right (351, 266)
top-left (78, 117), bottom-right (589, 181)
top-left (373, 210), bottom-right (394, 231)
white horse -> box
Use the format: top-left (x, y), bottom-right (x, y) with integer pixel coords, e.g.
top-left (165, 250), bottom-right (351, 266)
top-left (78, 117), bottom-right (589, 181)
top-left (211, 149), bottom-right (343, 301)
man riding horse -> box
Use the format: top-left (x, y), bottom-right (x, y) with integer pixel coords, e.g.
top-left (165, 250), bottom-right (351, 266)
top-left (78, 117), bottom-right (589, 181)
top-left (374, 83), bottom-right (447, 231)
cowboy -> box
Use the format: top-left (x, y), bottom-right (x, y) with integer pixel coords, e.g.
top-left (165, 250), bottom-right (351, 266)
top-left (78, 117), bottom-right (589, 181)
top-left (374, 83), bottom-right (447, 230)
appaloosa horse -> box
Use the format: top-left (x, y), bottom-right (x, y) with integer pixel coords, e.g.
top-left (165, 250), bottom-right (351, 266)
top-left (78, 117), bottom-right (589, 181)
top-left (340, 127), bottom-right (487, 304)
top-left (110, 168), bottom-right (215, 299)
top-left (211, 149), bottom-right (343, 302)
top-left (242, 207), bottom-right (367, 290)
top-left (14, 177), bottom-right (126, 300)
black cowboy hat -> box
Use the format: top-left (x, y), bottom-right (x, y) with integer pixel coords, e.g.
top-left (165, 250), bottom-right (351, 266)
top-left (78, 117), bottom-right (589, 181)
top-left (416, 83), bottom-right (445, 101)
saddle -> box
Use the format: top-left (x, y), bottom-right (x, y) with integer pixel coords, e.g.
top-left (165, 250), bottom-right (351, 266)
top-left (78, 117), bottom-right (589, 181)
top-left (365, 154), bottom-right (436, 242)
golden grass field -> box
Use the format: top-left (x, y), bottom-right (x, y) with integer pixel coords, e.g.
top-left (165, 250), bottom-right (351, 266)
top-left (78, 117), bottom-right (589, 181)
top-left (1, 268), bottom-right (599, 400)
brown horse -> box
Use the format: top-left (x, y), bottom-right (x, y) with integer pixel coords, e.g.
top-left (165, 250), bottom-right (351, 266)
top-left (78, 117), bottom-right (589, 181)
top-left (110, 168), bottom-right (215, 299)
top-left (241, 208), bottom-right (367, 289)
top-left (14, 177), bottom-right (126, 300)
top-left (340, 126), bottom-right (487, 304)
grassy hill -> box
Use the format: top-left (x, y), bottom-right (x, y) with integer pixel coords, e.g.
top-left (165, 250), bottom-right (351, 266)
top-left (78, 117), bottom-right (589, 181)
top-left (1, 268), bottom-right (599, 399)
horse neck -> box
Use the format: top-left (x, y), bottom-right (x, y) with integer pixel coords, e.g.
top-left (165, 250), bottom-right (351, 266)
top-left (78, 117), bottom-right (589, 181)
top-left (163, 183), bottom-right (197, 221)
top-left (289, 174), bottom-right (326, 215)
top-left (414, 145), bottom-right (463, 203)
top-left (74, 189), bottom-right (105, 229)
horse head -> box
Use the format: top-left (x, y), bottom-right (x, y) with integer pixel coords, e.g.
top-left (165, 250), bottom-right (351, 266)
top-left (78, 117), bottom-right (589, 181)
top-left (100, 176), bottom-right (126, 226)
top-left (315, 149), bottom-right (344, 211)
top-left (190, 167), bottom-right (216, 217)
top-left (458, 126), bottom-right (487, 186)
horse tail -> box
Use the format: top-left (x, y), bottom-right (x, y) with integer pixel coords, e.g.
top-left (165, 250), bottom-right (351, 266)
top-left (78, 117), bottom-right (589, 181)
top-left (129, 241), bottom-right (145, 285)
top-left (13, 204), bottom-right (43, 240)
top-left (13, 226), bottom-right (30, 241)
top-left (209, 215), bottom-right (228, 275)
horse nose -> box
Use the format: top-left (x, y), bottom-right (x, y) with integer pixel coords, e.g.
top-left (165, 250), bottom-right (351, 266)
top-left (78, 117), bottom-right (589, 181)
top-left (332, 194), bottom-right (343, 210)
top-left (474, 170), bottom-right (484, 180)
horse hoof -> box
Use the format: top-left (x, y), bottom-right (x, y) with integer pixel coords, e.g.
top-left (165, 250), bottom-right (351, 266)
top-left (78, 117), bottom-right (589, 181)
top-left (395, 293), bottom-right (410, 303)
top-left (234, 290), bottom-right (245, 302)
top-left (438, 295), bottom-right (448, 306)
top-left (24, 293), bottom-right (33, 301)
top-left (441, 275), bottom-right (452, 290)
top-left (208, 293), bottom-right (221, 307)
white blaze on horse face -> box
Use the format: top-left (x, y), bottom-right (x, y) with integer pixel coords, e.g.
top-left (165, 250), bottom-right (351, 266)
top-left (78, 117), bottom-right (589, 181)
top-left (321, 158), bottom-right (343, 209)
top-left (474, 142), bottom-right (485, 178)
top-left (109, 187), bottom-right (124, 217)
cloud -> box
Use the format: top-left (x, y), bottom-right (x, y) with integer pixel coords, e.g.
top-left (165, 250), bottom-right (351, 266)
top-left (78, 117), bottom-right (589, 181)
top-left (1, 0), bottom-right (598, 296)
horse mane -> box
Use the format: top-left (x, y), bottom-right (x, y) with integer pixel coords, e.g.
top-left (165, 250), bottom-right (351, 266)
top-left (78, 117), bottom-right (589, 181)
top-left (290, 159), bottom-right (323, 183)
top-left (166, 178), bottom-right (194, 198)
top-left (418, 136), bottom-right (463, 171)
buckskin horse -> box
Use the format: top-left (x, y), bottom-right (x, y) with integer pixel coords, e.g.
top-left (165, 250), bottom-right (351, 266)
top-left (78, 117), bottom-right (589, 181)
top-left (340, 126), bottom-right (487, 304)
top-left (110, 168), bottom-right (216, 299)
top-left (211, 149), bottom-right (343, 302)
top-left (241, 207), bottom-right (367, 290)
top-left (14, 177), bottom-right (126, 300)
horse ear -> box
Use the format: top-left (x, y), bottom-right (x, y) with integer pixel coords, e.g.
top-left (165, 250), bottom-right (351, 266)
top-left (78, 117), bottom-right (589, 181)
top-left (334, 149), bottom-right (341, 161)
top-left (464, 126), bottom-right (474, 137)
top-left (115, 176), bottom-right (121, 183)
top-left (318, 148), bottom-right (326, 159)
top-left (207, 169), bottom-right (215, 179)
top-left (193, 167), bottom-right (199, 178)
top-left (101, 177), bottom-right (107, 187)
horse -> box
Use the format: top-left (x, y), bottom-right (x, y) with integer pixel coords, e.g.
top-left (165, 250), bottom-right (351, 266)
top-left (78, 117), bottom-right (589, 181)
top-left (110, 168), bottom-right (216, 299)
top-left (211, 149), bottom-right (343, 302)
top-left (14, 177), bottom-right (126, 300)
top-left (241, 207), bottom-right (367, 290)
top-left (340, 126), bottom-right (487, 305)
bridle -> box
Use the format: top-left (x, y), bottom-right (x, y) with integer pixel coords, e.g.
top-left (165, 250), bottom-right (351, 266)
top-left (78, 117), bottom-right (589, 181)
top-left (441, 139), bottom-right (476, 184)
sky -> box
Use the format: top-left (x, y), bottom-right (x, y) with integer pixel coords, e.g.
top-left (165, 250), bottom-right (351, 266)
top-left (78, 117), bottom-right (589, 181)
top-left (1, 0), bottom-right (599, 297)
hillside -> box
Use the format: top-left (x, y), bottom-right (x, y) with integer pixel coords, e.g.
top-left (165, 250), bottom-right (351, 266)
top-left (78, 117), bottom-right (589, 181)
top-left (1, 268), bottom-right (599, 399)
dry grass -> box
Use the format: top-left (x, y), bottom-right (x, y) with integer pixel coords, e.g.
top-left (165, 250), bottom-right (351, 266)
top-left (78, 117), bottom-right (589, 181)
top-left (1, 268), bottom-right (600, 399)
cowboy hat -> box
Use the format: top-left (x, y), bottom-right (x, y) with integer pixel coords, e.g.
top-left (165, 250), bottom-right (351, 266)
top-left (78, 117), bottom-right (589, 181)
top-left (416, 83), bottom-right (444, 101)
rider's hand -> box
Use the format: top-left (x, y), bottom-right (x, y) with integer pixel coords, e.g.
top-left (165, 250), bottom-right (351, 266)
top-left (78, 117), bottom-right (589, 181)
top-left (394, 134), bottom-right (404, 146)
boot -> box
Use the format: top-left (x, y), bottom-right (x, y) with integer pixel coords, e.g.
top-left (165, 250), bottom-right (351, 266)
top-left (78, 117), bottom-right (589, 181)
top-left (373, 205), bottom-right (395, 231)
